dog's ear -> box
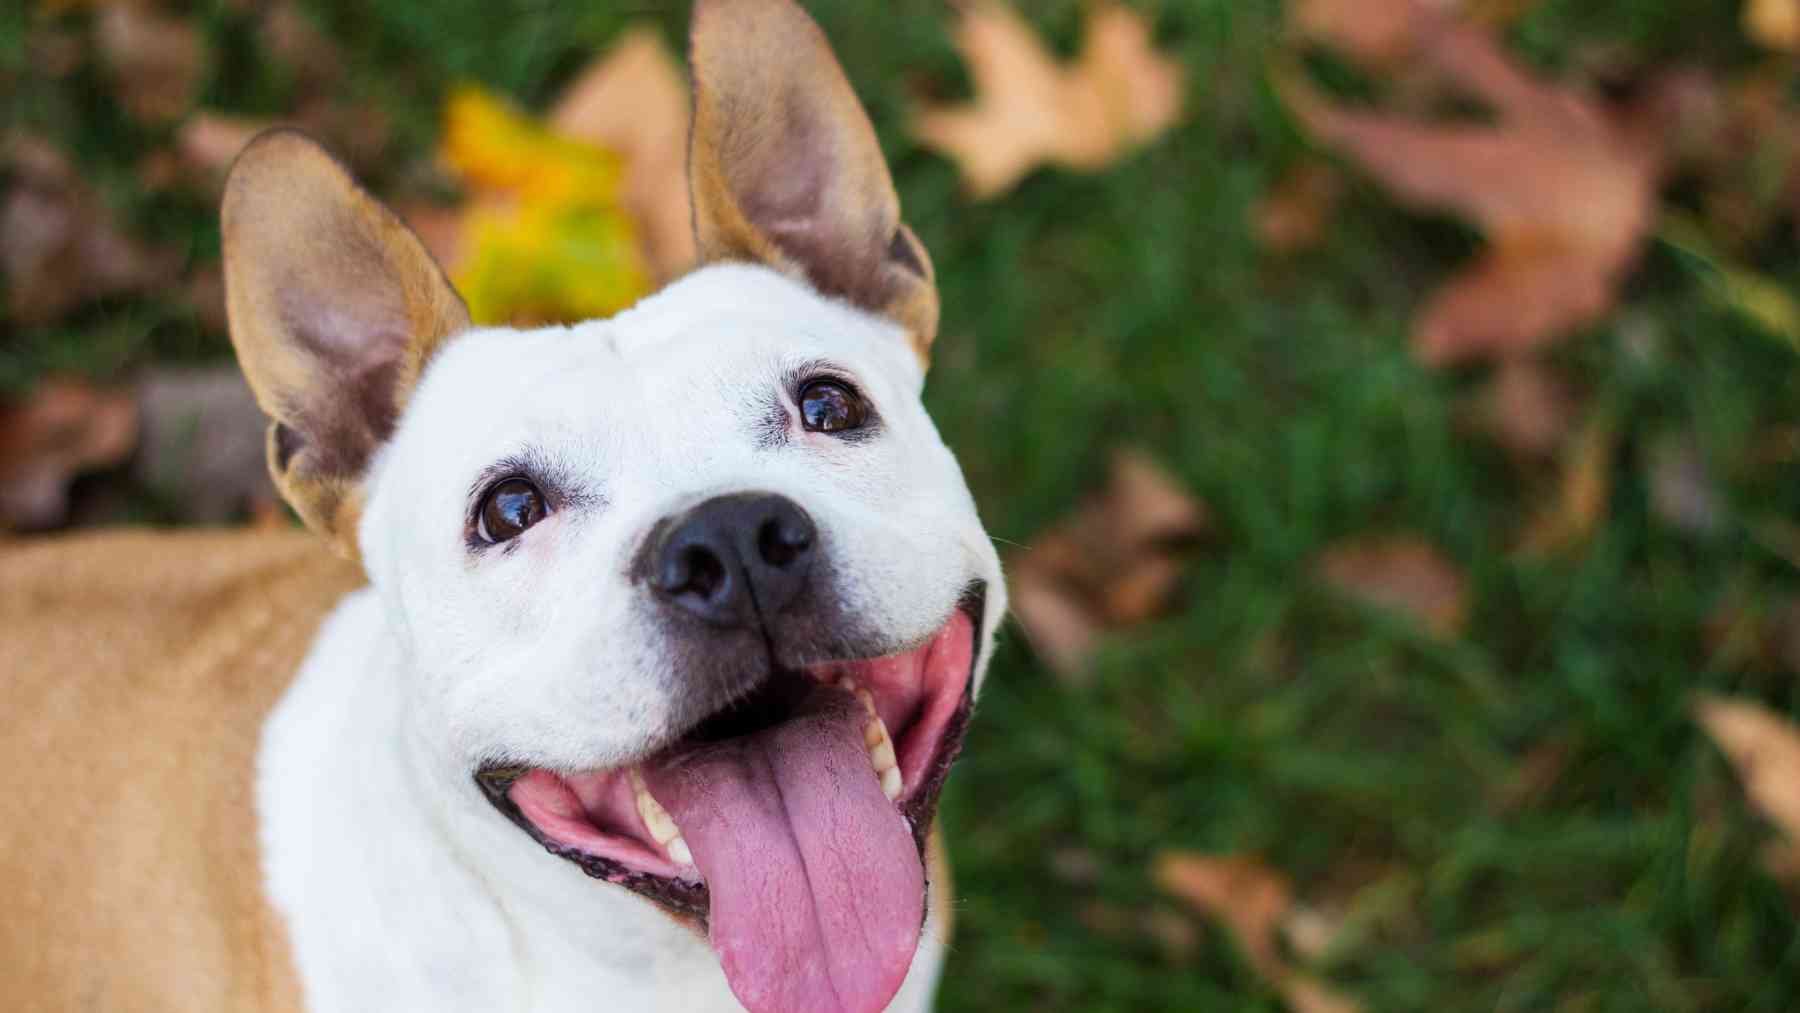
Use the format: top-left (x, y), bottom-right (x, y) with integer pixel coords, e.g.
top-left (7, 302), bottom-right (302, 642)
top-left (222, 129), bottom-right (470, 557)
top-left (688, 0), bottom-right (938, 364)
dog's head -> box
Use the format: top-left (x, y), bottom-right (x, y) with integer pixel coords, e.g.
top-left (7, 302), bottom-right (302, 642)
top-left (221, 1), bottom-right (1002, 1011)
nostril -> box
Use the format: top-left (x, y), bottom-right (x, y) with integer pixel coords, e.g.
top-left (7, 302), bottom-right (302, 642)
top-left (757, 517), bottom-right (813, 569)
top-left (682, 546), bottom-right (727, 599)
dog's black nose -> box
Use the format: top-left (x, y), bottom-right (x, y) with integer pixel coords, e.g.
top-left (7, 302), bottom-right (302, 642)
top-left (645, 493), bottom-right (816, 627)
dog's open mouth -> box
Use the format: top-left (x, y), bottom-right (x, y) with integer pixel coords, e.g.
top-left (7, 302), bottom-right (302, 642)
top-left (474, 584), bottom-right (985, 1013)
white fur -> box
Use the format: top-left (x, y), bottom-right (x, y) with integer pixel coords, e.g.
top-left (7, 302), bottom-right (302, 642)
top-left (259, 264), bottom-right (1005, 1011)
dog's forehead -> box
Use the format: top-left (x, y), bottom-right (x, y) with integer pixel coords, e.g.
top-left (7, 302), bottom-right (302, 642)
top-left (402, 264), bottom-right (928, 476)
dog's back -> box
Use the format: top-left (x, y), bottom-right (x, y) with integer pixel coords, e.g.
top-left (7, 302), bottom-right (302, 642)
top-left (0, 530), bottom-right (360, 1012)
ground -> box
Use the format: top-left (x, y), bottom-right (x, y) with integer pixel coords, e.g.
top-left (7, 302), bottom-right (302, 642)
top-left (4, 1), bottom-right (1799, 1010)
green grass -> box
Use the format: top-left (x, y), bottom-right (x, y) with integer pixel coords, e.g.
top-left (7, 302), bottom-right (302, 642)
top-left (7, 1), bottom-right (1800, 1009)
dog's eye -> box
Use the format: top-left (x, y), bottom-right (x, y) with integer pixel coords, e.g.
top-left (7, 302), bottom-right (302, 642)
top-left (798, 379), bottom-right (867, 433)
top-left (479, 479), bottom-right (547, 543)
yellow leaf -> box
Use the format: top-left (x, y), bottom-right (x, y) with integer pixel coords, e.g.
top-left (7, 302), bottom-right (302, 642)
top-left (438, 86), bottom-right (649, 326)
top-left (549, 27), bottom-right (695, 281)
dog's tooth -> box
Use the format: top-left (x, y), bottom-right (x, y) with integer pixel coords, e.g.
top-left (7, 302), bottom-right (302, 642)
top-left (633, 774), bottom-right (681, 846)
top-left (881, 766), bottom-right (903, 801)
top-left (864, 717), bottom-right (886, 748)
top-left (854, 686), bottom-right (878, 719)
top-left (667, 835), bottom-right (693, 866)
top-left (868, 734), bottom-right (896, 774)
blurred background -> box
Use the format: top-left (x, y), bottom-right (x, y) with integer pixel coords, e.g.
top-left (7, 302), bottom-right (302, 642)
top-left (5, 0), bottom-right (1800, 1008)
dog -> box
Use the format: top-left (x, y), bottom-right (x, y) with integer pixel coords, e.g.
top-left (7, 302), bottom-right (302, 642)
top-left (0, 1), bottom-right (1005, 1010)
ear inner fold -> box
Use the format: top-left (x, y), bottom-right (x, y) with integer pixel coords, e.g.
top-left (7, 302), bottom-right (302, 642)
top-left (222, 129), bottom-right (469, 556)
top-left (688, 0), bottom-right (939, 363)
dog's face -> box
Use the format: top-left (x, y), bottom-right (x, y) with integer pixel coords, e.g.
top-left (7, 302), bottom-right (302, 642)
top-left (221, 2), bottom-right (1001, 1012)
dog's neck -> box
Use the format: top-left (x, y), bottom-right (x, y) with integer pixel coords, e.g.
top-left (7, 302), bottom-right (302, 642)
top-left (258, 589), bottom-right (744, 1012)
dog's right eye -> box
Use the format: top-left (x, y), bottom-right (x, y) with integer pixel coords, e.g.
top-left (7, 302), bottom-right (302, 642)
top-left (478, 479), bottom-right (547, 543)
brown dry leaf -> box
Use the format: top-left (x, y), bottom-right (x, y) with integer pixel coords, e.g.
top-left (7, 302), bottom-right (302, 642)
top-left (1155, 853), bottom-right (1290, 975)
top-left (2, 136), bottom-right (178, 325)
top-left (1256, 160), bottom-right (1344, 254)
top-left (549, 27), bottom-right (694, 281)
top-left (1745, 0), bottom-right (1800, 51)
top-left (911, 2), bottom-right (1184, 199)
top-left (1155, 853), bottom-right (1364, 1013)
top-left (1009, 449), bottom-right (1208, 679)
top-left (259, 1), bottom-right (343, 97)
top-left (1470, 357), bottom-right (1579, 461)
top-left (1517, 411), bottom-right (1617, 556)
top-left (175, 112), bottom-right (267, 182)
top-left (0, 379), bottom-right (139, 531)
top-left (95, 4), bottom-right (204, 125)
top-left (1695, 694), bottom-right (1800, 849)
top-left (1315, 535), bottom-right (1468, 638)
top-left (1285, 8), bottom-right (1658, 366)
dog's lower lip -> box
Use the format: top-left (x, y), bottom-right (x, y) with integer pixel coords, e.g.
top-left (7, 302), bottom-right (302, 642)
top-left (474, 581), bottom-right (987, 921)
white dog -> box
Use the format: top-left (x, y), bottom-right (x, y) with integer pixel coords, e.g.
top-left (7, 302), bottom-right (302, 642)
top-left (0, 1), bottom-right (1004, 1011)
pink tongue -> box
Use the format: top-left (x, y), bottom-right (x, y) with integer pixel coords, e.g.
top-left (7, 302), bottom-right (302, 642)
top-left (642, 690), bottom-right (924, 1013)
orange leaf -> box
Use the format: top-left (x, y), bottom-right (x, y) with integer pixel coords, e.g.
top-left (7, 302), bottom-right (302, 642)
top-left (1284, 10), bottom-right (1657, 364)
top-left (1155, 852), bottom-right (1365, 1013)
top-left (911, 2), bottom-right (1183, 199)
top-left (1315, 536), bottom-right (1468, 638)
top-left (1008, 449), bottom-right (1208, 679)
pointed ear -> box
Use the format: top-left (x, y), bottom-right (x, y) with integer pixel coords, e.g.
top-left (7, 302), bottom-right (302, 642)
top-left (688, 0), bottom-right (938, 364)
top-left (222, 129), bottom-right (470, 557)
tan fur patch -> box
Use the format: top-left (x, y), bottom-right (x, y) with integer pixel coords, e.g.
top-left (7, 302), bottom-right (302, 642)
top-left (0, 529), bottom-right (363, 1012)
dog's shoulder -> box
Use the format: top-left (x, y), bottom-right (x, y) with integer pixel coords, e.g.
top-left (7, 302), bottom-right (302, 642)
top-left (0, 528), bottom-right (361, 1013)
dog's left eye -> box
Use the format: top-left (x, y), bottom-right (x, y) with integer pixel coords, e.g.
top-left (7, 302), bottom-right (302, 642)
top-left (478, 479), bottom-right (547, 543)
top-left (798, 379), bottom-right (867, 433)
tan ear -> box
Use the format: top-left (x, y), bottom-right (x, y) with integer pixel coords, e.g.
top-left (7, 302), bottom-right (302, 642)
top-left (688, 0), bottom-right (938, 363)
top-left (222, 129), bottom-right (469, 557)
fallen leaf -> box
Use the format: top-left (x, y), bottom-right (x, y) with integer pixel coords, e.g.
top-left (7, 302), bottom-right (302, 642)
top-left (0, 379), bottom-right (139, 530)
top-left (1155, 853), bottom-right (1290, 975)
top-left (1155, 852), bottom-right (1364, 1013)
top-left (175, 112), bottom-right (268, 182)
top-left (550, 27), bottom-right (695, 281)
top-left (1695, 694), bottom-right (1800, 849)
top-left (1008, 577), bottom-right (1103, 679)
top-left (1315, 535), bottom-right (1468, 638)
top-left (1284, 7), bottom-right (1658, 365)
top-left (95, 4), bottom-right (204, 125)
top-left (2, 136), bottom-right (178, 325)
top-left (911, 2), bottom-right (1184, 199)
top-left (439, 86), bottom-right (650, 325)
top-left (1517, 411), bottom-right (1617, 556)
top-left (259, 1), bottom-right (342, 97)
top-left (134, 367), bottom-right (277, 523)
top-left (1008, 449), bottom-right (1209, 679)
top-left (1471, 357), bottom-right (1579, 461)
top-left (1255, 160), bottom-right (1344, 254)
top-left (1745, 0), bottom-right (1800, 51)
top-left (1290, 0), bottom-right (1427, 67)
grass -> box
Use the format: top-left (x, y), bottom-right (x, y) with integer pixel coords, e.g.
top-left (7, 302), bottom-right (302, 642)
top-left (7, 0), bottom-right (1800, 1009)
